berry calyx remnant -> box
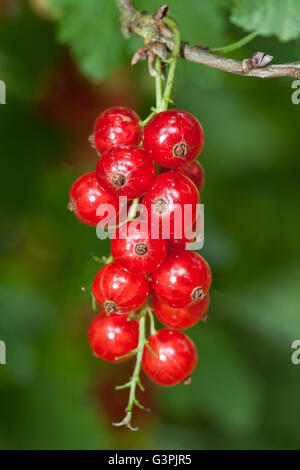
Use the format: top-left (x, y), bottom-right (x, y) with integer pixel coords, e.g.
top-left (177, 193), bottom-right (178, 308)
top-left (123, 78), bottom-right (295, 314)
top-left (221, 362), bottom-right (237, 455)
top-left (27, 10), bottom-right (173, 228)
top-left (143, 110), bottom-right (204, 168)
top-left (151, 250), bottom-right (211, 308)
top-left (111, 222), bottom-right (167, 274)
top-left (92, 262), bottom-right (150, 314)
top-left (143, 172), bottom-right (200, 237)
top-left (153, 293), bottom-right (210, 329)
top-left (68, 171), bottom-right (118, 226)
top-left (96, 145), bottom-right (155, 199)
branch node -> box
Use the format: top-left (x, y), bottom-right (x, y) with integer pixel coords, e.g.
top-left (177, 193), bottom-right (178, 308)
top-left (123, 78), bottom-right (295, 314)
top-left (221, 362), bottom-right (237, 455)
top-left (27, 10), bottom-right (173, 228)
top-left (153, 4), bottom-right (168, 22)
top-left (242, 52), bottom-right (273, 74)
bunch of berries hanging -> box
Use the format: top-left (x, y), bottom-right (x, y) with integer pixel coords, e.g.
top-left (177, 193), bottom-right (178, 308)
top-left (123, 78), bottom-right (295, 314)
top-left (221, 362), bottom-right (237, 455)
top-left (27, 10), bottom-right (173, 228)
top-left (68, 11), bottom-right (211, 430)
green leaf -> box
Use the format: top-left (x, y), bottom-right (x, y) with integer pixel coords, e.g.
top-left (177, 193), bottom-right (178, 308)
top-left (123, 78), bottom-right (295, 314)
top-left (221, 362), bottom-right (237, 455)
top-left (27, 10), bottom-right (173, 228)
top-left (50, 0), bottom-right (125, 81)
top-left (231, 0), bottom-right (300, 42)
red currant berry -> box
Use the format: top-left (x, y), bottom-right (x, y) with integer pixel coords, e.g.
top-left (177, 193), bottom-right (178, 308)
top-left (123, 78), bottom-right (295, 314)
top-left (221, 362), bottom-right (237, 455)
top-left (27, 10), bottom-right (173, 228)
top-left (68, 171), bottom-right (118, 226)
top-left (167, 234), bottom-right (193, 250)
top-left (88, 312), bottom-right (138, 363)
top-left (92, 261), bottom-right (149, 314)
top-left (143, 110), bottom-right (204, 168)
top-left (96, 145), bottom-right (155, 199)
top-left (177, 161), bottom-right (205, 192)
top-left (151, 250), bottom-right (211, 308)
top-left (142, 329), bottom-right (197, 386)
top-left (143, 172), bottom-right (200, 237)
top-left (92, 107), bottom-right (142, 154)
top-left (111, 222), bottom-right (167, 274)
top-left (153, 293), bottom-right (210, 329)
top-left (168, 210), bottom-right (204, 250)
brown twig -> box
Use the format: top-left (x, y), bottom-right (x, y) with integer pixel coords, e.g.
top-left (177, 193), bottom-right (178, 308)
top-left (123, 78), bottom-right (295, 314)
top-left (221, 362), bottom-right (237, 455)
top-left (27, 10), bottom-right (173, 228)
top-left (114, 0), bottom-right (300, 79)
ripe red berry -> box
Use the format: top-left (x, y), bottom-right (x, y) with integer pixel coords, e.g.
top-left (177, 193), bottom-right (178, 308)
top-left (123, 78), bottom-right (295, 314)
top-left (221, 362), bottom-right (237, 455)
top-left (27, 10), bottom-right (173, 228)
top-left (96, 145), bottom-right (155, 199)
top-left (92, 261), bottom-right (149, 314)
top-left (68, 171), bottom-right (118, 226)
top-left (153, 293), bottom-right (210, 329)
top-left (142, 329), bottom-right (197, 386)
top-left (151, 250), bottom-right (211, 308)
top-left (143, 110), bottom-right (204, 168)
top-left (168, 210), bottom-right (204, 250)
top-left (111, 222), bottom-right (167, 274)
top-left (177, 161), bottom-right (205, 192)
top-left (143, 172), bottom-right (200, 237)
top-left (88, 312), bottom-right (139, 363)
top-left (92, 107), bottom-right (142, 154)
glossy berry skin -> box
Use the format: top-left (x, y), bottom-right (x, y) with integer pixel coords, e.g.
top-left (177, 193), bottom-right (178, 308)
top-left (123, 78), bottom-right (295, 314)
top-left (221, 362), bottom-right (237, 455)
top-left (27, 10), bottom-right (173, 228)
top-left (93, 107), bottom-right (142, 154)
top-left (142, 329), bottom-right (197, 386)
top-left (88, 312), bottom-right (139, 363)
top-left (168, 210), bottom-right (204, 250)
top-left (143, 172), bottom-right (200, 237)
top-left (153, 293), bottom-right (210, 329)
top-left (96, 145), bottom-right (155, 199)
top-left (111, 222), bottom-right (167, 274)
top-left (177, 161), bottom-right (205, 192)
top-left (92, 261), bottom-right (149, 314)
top-left (68, 171), bottom-right (118, 226)
top-left (151, 250), bottom-right (211, 308)
top-left (161, 161), bottom-right (205, 192)
top-left (143, 110), bottom-right (204, 168)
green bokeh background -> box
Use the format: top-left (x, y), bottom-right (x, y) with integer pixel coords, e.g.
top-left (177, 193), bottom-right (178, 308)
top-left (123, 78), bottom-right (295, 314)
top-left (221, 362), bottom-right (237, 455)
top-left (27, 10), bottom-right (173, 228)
top-left (0, 0), bottom-right (300, 450)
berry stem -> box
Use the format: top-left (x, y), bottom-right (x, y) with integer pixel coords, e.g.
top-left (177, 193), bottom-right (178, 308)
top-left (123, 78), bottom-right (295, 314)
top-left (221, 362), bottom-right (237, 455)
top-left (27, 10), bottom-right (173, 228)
top-left (113, 309), bottom-right (147, 431)
top-left (210, 31), bottom-right (259, 54)
top-left (91, 253), bottom-right (113, 265)
top-left (146, 306), bottom-right (157, 336)
top-left (128, 197), bottom-right (140, 219)
top-left (140, 16), bottom-right (181, 127)
top-left (157, 16), bottom-right (180, 112)
top-left (155, 57), bottom-right (163, 109)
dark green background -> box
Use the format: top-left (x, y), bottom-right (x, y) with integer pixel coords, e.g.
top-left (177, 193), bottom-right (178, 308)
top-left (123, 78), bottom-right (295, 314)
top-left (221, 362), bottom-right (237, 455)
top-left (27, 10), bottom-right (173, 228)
top-left (0, 0), bottom-right (300, 450)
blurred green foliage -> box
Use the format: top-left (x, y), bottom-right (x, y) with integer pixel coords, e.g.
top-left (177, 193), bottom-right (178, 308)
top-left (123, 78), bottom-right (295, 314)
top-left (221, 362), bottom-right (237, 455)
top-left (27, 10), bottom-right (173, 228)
top-left (0, 0), bottom-right (300, 450)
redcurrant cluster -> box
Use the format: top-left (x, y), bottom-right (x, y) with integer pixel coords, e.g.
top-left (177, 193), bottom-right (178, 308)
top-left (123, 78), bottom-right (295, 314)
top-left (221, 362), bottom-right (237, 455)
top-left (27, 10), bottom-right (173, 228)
top-left (68, 105), bottom-right (211, 429)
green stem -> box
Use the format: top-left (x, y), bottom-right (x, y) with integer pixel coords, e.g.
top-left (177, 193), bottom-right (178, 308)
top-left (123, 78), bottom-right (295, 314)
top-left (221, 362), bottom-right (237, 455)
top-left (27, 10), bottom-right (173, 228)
top-left (128, 197), bottom-right (139, 219)
top-left (108, 198), bottom-right (140, 230)
top-left (155, 57), bottom-right (163, 109)
top-left (113, 310), bottom-right (147, 431)
top-left (157, 16), bottom-right (180, 112)
top-left (210, 31), bottom-right (259, 54)
top-left (140, 16), bottom-right (181, 127)
top-left (140, 109), bottom-right (156, 128)
top-left (147, 307), bottom-right (157, 336)
top-left (104, 254), bottom-right (113, 264)
top-left (91, 253), bottom-right (113, 265)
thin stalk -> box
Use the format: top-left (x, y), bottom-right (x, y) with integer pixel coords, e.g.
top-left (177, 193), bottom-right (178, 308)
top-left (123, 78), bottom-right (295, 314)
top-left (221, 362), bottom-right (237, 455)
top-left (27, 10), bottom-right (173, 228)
top-left (103, 254), bottom-right (113, 265)
top-left (140, 16), bottom-right (181, 126)
top-left (140, 109), bottom-right (156, 128)
top-left (155, 57), bottom-right (163, 109)
top-left (113, 310), bottom-right (147, 431)
top-left (91, 253), bottom-right (113, 265)
top-left (158, 16), bottom-right (181, 112)
top-left (128, 197), bottom-right (139, 219)
top-left (108, 198), bottom-right (140, 230)
top-left (146, 307), bottom-right (157, 336)
top-left (210, 31), bottom-right (259, 54)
